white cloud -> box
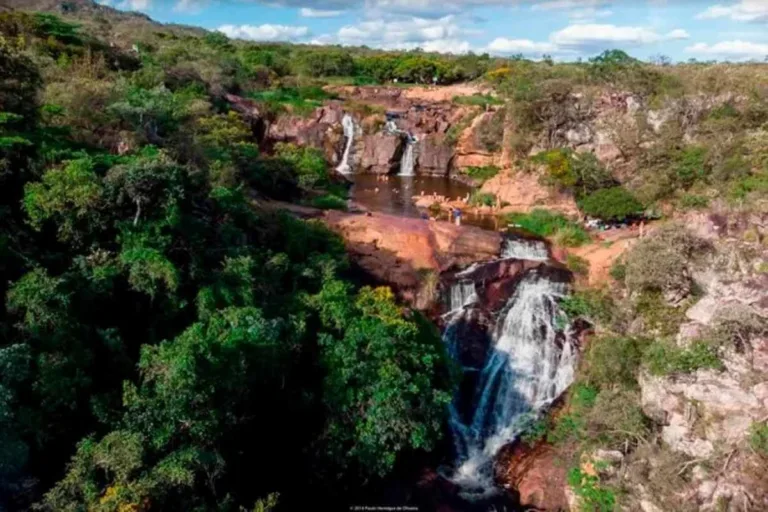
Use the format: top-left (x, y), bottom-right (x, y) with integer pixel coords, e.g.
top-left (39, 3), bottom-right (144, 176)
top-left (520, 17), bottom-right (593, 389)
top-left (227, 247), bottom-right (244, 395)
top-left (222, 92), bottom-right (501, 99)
top-left (550, 23), bottom-right (688, 49)
top-left (300, 7), bottom-right (345, 17)
top-left (697, 1), bottom-right (768, 23)
top-left (686, 40), bottom-right (768, 60)
top-left (217, 24), bottom-right (310, 41)
top-left (486, 38), bottom-right (558, 55)
top-left (335, 14), bottom-right (474, 52)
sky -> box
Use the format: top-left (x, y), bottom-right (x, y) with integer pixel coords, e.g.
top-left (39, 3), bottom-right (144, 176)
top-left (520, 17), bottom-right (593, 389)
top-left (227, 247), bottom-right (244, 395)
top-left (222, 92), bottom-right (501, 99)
top-left (97, 0), bottom-right (768, 62)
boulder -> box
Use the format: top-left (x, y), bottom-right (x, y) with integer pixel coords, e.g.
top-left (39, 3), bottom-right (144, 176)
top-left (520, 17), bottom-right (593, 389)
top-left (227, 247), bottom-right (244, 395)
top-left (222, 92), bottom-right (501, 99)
top-left (323, 211), bottom-right (502, 305)
top-left (358, 133), bottom-right (403, 174)
top-left (417, 134), bottom-right (454, 176)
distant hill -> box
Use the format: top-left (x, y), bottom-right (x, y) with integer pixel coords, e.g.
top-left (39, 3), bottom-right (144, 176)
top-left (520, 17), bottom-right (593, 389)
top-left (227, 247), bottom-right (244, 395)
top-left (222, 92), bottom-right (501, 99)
top-left (4, 0), bottom-right (207, 48)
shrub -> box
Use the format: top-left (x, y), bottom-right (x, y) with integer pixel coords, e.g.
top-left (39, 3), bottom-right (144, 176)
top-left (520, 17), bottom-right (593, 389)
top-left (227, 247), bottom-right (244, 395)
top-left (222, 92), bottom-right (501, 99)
top-left (643, 339), bottom-right (723, 375)
top-left (679, 193), bottom-right (710, 210)
top-left (582, 335), bottom-right (649, 389)
top-left (453, 93), bottom-right (503, 108)
top-left (609, 259), bottom-right (626, 283)
top-left (671, 146), bottom-right (709, 188)
top-left (748, 422), bottom-right (768, 456)
top-left (625, 224), bottom-right (708, 296)
top-left (505, 209), bottom-right (590, 247)
top-left (560, 288), bottom-right (615, 326)
top-left (634, 290), bottom-right (689, 337)
top-left (578, 186), bottom-right (644, 221)
top-left (273, 142), bottom-right (329, 189)
top-left (566, 254), bottom-right (590, 276)
top-left (468, 191), bottom-right (497, 207)
top-left (568, 467), bottom-right (616, 512)
top-left (462, 165), bottom-right (500, 184)
top-left (534, 148), bottom-right (615, 199)
top-left (310, 194), bottom-right (346, 210)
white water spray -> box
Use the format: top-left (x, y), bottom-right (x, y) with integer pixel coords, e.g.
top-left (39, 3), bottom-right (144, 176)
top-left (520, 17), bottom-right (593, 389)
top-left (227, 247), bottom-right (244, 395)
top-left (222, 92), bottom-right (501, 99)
top-left (446, 272), bottom-right (576, 499)
top-left (400, 140), bottom-right (416, 177)
top-left (501, 238), bottom-right (549, 261)
top-left (336, 114), bottom-right (355, 174)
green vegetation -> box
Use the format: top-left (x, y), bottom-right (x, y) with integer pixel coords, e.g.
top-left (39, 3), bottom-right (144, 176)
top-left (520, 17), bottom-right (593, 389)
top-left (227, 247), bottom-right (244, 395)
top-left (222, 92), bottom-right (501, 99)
top-left (452, 93), bottom-right (503, 108)
top-left (567, 467), bottom-right (617, 512)
top-left (505, 209), bottom-right (590, 247)
top-left (461, 165), bottom-right (500, 185)
top-left (566, 254), bottom-right (590, 277)
top-left (249, 86), bottom-right (336, 116)
top-left (643, 339), bottom-right (724, 375)
top-left (468, 191), bottom-right (497, 207)
top-left (311, 193), bottom-right (347, 210)
top-left (748, 422), bottom-right (768, 456)
top-left (578, 187), bottom-right (644, 222)
top-left (0, 12), bottom-right (454, 510)
top-left (625, 225), bottom-right (709, 296)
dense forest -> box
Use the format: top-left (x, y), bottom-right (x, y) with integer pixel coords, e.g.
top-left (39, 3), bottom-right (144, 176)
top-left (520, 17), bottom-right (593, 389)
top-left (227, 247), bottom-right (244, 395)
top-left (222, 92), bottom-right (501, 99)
top-left (0, 6), bottom-right (461, 511)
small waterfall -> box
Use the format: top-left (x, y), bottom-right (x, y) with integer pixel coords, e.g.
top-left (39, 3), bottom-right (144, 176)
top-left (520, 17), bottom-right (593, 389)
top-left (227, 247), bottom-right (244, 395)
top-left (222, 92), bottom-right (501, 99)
top-left (446, 271), bottom-right (576, 499)
top-left (335, 114), bottom-right (355, 174)
top-left (400, 140), bottom-right (416, 177)
top-left (501, 237), bottom-right (549, 261)
top-left (449, 280), bottom-right (477, 312)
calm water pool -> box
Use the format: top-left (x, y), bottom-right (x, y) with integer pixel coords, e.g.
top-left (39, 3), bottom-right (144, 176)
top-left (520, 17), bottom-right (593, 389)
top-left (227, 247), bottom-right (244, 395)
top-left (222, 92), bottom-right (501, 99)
top-left (348, 174), bottom-right (501, 230)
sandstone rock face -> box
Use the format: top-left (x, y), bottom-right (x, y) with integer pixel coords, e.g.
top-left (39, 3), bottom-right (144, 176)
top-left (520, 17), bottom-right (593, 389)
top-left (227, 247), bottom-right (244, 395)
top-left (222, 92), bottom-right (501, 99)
top-left (496, 442), bottom-right (570, 511)
top-left (358, 133), bottom-right (403, 174)
top-left (480, 170), bottom-right (579, 215)
top-left (323, 211), bottom-right (502, 304)
top-left (416, 134), bottom-right (454, 176)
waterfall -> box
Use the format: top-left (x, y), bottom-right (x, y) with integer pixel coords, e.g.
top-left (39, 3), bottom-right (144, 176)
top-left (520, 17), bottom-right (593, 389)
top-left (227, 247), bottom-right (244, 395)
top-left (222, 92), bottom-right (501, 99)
top-left (446, 271), bottom-right (576, 499)
top-left (501, 237), bottom-right (549, 261)
top-left (335, 114), bottom-right (355, 174)
top-left (449, 280), bottom-right (477, 312)
top-left (400, 140), bottom-right (416, 177)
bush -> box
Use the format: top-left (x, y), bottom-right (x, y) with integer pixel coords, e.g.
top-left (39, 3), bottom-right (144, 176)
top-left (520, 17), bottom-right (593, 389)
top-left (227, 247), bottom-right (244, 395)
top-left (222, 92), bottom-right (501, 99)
top-left (505, 209), bottom-right (590, 247)
top-left (453, 93), bottom-right (503, 108)
top-left (748, 422), bottom-right (768, 456)
top-left (643, 339), bottom-right (723, 375)
top-left (468, 191), bottom-right (497, 207)
top-left (671, 146), bottom-right (709, 188)
top-left (625, 224), bottom-right (708, 296)
top-left (310, 194), bottom-right (346, 210)
top-left (476, 109), bottom-right (505, 152)
top-left (560, 288), bottom-right (615, 326)
top-left (578, 187), bottom-right (643, 221)
top-left (462, 165), bottom-right (500, 184)
top-left (609, 259), bottom-right (626, 283)
top-left (679, 193), bottom-right (710, 210)
top-left (582, 335), bottom-right (649, 389)
top-left (566, 254), bottom-right (590, 276)
top-left (534, 148), bottom-right (615, 199)
top-left (567, 467), bottom-right (616, 512)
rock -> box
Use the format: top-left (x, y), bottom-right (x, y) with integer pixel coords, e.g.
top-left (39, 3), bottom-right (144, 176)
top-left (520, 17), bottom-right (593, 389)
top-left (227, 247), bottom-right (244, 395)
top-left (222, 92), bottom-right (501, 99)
top-left (497, 442), bottom-right (570, 512)
top-left (323, 211), bottom-right (501, 305)
top-left (416, 134), bottom-right (454, 176)
top-left (358, 133), bottom-right (403, 174)
top-left (640, 500), bottom-right (664, 512)
top-left (481, 170), bottom-right (579, 215)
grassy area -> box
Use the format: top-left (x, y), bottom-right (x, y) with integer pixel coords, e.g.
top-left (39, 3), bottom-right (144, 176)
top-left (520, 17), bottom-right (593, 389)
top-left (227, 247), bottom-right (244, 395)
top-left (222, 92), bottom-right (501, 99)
top-left (249, 86), bottom-right (337, 116)
top-left (452, 93), bottom-right (504, 108)
top-left (460, 165), bottom-right (500, 185)
top-left (504, 209), bottom-right (590, 247)
top-left (310, 193), bottom-right (347, 211)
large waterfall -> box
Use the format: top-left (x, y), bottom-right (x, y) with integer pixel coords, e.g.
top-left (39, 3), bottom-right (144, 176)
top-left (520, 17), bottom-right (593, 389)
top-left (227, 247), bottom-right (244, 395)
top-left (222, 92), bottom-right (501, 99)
top-left (444, 269), bottom-right (576, 499)
top-left (336, 114), bottom-right (355, 174)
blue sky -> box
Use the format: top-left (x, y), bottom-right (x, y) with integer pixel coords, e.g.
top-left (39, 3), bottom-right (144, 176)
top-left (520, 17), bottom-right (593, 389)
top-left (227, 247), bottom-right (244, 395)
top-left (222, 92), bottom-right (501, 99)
top-left (99, 1), bottom-right (768, 61)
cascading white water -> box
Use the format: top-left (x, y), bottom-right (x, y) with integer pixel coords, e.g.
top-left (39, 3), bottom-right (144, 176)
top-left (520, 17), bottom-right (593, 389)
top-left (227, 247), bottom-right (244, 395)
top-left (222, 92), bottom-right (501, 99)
top-left (399, 141), bottom-right (416, 177)
top-left (501, 238), bottom-right (549, 261)
top-left (450, 280), bottom-right (477, 312)
top-left (335, 114), bottom-right (355, 174)
top-left (447, 272), bottom-right (576, 499)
